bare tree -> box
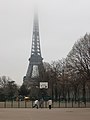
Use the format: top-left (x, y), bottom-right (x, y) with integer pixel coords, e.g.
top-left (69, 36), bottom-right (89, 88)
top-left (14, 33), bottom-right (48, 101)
top-left (0, 76), bottom-right (18, 101)
top-left (66, 33), bottom-right (90, 102)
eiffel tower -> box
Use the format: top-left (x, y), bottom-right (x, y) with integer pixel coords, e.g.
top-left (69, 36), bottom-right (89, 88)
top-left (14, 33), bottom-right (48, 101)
top-left (23, 13), bottom-right (44, 88)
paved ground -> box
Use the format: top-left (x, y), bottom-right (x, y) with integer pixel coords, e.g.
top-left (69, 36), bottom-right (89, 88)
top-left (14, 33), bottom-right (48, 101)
top-left (0, 108), bottom-right (90, 120)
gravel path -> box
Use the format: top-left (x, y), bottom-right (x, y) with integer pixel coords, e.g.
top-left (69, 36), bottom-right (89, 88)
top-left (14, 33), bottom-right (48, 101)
top-left (0, 108), bottom-right (90, 120)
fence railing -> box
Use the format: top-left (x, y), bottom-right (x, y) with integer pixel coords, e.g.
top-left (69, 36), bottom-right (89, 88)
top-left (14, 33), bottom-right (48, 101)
top-left (0, 100), bottom-right (90, 108)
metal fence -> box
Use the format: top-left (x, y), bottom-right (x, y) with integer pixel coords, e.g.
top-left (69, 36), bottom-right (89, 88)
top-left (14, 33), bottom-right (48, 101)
top-left (0, 100), bottom-right (90, 108)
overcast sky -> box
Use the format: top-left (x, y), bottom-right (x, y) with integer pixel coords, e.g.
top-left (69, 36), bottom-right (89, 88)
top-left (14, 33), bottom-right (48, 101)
top-left (0, 0), bottom-right (90, 85)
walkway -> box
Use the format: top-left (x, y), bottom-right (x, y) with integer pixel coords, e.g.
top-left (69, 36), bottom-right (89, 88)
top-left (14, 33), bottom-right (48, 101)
top-left (0, 108), bottom-right (90, 120)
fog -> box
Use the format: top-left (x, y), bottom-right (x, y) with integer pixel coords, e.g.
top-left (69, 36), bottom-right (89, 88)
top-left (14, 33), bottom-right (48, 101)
top-left (0, 0), bottom-right (90, 85)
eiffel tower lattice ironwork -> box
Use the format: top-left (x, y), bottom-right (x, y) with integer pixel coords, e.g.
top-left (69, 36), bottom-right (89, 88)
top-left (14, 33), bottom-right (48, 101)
top-left (23, 13), bottom-right (44, 87)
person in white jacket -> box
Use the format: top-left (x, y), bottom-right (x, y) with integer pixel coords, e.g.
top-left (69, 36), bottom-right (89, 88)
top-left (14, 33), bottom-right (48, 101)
top-left (33, 99), bottom-right (39, 109)
top-left (48, 99), bottom-right (52, 109)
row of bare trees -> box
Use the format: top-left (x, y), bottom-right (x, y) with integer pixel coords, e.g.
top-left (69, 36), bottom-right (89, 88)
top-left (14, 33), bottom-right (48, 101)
top-left (43, 33), bottom-right (90, 102)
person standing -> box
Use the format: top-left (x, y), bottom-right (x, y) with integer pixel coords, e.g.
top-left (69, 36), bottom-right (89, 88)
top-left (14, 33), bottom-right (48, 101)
top-left (33, 99), bottom-right (39, 109)
top-left (48, 99), bottom-right (52, 109)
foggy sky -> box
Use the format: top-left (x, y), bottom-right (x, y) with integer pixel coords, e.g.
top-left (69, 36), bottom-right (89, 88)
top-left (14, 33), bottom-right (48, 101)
top-left (0, 0), bottom-right (90, 85)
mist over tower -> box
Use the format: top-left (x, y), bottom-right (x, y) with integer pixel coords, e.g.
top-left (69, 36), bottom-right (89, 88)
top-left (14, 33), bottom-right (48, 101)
top-left (23, 12), bottom-right (44, 88)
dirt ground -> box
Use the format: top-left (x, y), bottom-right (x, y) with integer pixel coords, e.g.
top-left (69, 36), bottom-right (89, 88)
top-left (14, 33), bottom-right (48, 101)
top-left (0, 108), bottom-right (90, 120)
